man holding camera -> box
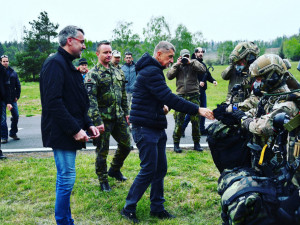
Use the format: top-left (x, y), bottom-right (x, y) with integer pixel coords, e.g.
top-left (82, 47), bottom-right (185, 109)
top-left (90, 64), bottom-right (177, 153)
top-left (167, 49), bottom-right (206, 153)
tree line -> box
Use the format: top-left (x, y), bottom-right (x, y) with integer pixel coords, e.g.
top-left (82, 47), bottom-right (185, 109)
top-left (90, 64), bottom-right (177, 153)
top-left (1, 11), bottom-right (299, 81)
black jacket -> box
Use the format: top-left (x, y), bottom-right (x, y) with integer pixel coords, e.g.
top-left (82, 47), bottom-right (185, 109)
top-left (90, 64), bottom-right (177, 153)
top-left (197, 58), bottom-right (216, 91)
top-left (40, 47), bottom-right (93, 150)
top-left (130, 53), bottom-right (199, 129)
top-left (6, 66), bottom-right (21, 101)
top-left (0, 64), bottom-right (11, 104)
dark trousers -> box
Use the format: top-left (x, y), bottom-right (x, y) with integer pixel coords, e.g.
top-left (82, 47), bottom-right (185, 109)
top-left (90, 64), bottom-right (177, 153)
top-left (95, 117), bottom-right (131, 182)
top-left (124, 125), bottom-right (167, 213)
top-left (182, 90), bottom-right (207, 133)
top-left (1, 101), bottom-right (19, 139)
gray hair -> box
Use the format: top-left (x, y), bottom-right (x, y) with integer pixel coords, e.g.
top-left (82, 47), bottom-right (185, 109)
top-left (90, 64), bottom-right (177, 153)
top-left (153, 41), bottom-right (175, 56)
top-left (58, 25), bottom-right (84, 47)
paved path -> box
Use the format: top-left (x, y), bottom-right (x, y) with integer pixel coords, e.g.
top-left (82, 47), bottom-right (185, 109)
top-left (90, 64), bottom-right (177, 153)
top-left (2, 115), bottom-right (213, 153)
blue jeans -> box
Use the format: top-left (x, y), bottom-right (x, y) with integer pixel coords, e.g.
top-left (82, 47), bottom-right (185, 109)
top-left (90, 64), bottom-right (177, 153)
top-left (182, 90), bottom-right (207, 132)
top-left (53, 149), bottom-right (77, 225)
top-left (1, 101), bottom-right (19, 139)
top-left (124, 125), bottom-right (167, 213)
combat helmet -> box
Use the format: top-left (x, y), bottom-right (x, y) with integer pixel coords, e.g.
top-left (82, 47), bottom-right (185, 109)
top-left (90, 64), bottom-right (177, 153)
top-left (229, 41), bottom-right (260, 64)
top-left (249, 54), bottom-right (287, 92)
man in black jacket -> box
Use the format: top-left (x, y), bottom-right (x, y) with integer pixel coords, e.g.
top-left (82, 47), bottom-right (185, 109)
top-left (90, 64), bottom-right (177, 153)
top-left (40, 25), bottom-right (100, 225)
top-left (1, 55), bottom-right (21, 143)
top-left (0, 62), bottom-right (12, 159)
top-left (120, 41), bottom-right (214, 223)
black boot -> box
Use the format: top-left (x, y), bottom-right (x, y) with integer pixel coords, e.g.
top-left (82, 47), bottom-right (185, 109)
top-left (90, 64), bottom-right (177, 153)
top-left (0, 150), bottom-right (7, 159)
top-left (100, 181), bottom-right (111, 192)
top-left (108, 168), bottom-right (127, 182)
top-left (194, 143), bottom-right (203, 152)
top-left (174, 143), bottom-right (182, 153)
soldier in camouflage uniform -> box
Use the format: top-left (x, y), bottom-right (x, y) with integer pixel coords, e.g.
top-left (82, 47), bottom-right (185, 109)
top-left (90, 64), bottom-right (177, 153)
top-left (222, 42), bottom-right (260, 103)
top-left (166, 49), bottom-right (206, 153)
top-left (212, 54), bottom-right (300, 224)
top-left (111, 50), bottom-right (122, 69)
top-left (84, 41), bottom-right (131, 192)
top-left (240, 54), bottom-right (298, 146)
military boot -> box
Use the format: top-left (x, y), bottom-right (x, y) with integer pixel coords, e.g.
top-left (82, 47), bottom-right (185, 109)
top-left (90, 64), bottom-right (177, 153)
top-left (194, 143), bottom-right (203, 152)
top-left (174, 143), bottom-right (182, 153)
top-left (100, 181), bottom-right (111, 192)
top-left (0, 150), bottom-right (7, 159)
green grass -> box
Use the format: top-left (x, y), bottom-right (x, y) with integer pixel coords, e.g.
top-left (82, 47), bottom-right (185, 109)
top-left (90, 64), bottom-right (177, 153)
top-left (0, 149), bottom-right (221, 225)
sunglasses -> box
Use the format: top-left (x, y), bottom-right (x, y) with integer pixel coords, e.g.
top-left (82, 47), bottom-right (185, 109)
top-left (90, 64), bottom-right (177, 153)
top-left (71, 37), bottom-right (85, 45)
top-left (1, 55), bottom-right (8, 59)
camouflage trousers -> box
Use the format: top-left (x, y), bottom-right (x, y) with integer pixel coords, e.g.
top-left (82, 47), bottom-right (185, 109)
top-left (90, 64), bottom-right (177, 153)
top-left (173, 92), bottom-right (200, 143)
top-left (94, 117), bottom-right (131, 182)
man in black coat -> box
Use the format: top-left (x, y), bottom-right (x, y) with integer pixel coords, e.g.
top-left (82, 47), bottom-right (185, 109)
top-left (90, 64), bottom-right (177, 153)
top-left (40, 25), bottom-right (100, 224)
top-left (0, 60), bottom-right (12, 159)
top-left (1, 55), bottom-right (21, 143)
top-left (120, 41), bottom-right (214, 223)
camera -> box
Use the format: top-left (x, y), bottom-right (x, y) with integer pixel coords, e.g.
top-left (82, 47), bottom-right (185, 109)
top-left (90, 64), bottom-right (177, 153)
top-left (181, 57), bottom-right (189, 65)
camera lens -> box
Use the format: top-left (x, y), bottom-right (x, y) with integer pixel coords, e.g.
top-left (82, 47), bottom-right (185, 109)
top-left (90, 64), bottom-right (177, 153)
top-left (181, 57), bottom-right (188, 65)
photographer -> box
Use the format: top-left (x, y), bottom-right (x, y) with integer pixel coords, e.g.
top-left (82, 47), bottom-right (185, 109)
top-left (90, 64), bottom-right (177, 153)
top-left (182, 47), bottom-right (217, 136)
top-left (167, 49), bottom-right (206, 152)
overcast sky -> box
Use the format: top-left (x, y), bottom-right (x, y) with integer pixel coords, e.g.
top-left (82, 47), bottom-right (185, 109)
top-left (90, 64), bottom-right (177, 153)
top-left (1, 0), bottom-right (300, 43)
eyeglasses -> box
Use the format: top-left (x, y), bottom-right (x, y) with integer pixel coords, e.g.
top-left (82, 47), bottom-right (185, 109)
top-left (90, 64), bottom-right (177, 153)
top-left (71, 37), bottom-right (85, 45)
top-left (1, 55), bottom-right (8, 59)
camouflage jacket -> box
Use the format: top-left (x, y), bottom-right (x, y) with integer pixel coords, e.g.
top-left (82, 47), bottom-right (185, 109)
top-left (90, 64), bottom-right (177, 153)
top-left (84, 62), bottom-right (128, 126)
top-left (222, 65), bottom-right (252, 102)
top-left (247, 85), bottom-right (299, 138)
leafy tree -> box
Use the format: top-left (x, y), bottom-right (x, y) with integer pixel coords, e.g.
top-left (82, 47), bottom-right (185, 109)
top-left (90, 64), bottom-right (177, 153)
top-left (77, 39), bottom-right (97, 67)
top-left (0, 43), bottom-right (4, 56)
top-left (253, 40), bottom-right (266, 55)
top-left (111, 21), bottom-right (141, 60)
top-left (217, 41), bottom-right (234, 65)
top-left (283, 37), bottom-right (300, 61)
top-left (278, 43), bottom-right (285, 59)
top-left (142, 16), bottom-right (171, 55)
top-left (15, 11), bottom-right (59, 81)
top-left (171, 24), bottom-right (193, 59)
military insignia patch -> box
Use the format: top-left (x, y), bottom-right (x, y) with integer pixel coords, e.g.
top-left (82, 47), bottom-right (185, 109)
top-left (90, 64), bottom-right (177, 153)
top-left (87, 84), bottom-right (92, 93)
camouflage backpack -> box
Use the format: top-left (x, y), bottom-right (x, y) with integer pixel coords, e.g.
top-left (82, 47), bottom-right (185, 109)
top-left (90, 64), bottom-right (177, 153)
top-left (218, 167), bottom-right (279, 225)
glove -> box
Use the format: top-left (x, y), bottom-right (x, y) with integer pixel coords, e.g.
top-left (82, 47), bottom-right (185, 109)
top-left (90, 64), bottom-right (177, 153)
top-left (231, 110), bottom-right (246, 124)
top-left (242, 118), bottom-right (253, 130)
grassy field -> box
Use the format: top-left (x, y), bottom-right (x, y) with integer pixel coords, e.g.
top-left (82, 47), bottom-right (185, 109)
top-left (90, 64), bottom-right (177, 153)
top-left (0, 150), bottom-right (221, 225)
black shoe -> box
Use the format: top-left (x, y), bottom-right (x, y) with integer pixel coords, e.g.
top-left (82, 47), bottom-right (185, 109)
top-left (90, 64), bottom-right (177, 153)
top-left (9, 135), bottom-right (20, 140)
top-left (0, 150), bottom-right (7, 159)
top-left (1, 139), bottom-right (7, 144)
top-left (194, 143), bottom-right (203, 152)
top-left (100, 181), bottom-right (111, 192)
top-left (121, 208), bottom-right (139, 224)
top-left (150, 210), bottom-right (176, 219)
top-left (108, 168), bottom-right (127, 182)
top-left (174, 143), bottom-right (182, 153)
